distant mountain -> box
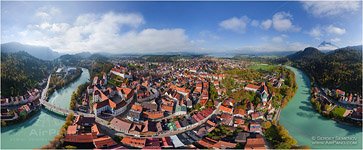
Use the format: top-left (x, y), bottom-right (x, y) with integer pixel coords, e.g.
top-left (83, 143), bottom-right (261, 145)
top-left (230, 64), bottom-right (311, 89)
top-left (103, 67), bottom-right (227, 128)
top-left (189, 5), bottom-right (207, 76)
top-left (287, 45), bottom-right (362, 93)
top-left (287, 47), bottom-right (324, 61)
top-left (318, 41), bottom-right (339, 51)
top-left (1, 42), bottom-right (63, 60)
top-left (55, 54), bottom-right (83, 66)
top-left (325, 45), bottom-right (362, 63)
top-left (74, 52), bottom-right (92, 58)
top-left (1, 51), bottom-right (52, 97)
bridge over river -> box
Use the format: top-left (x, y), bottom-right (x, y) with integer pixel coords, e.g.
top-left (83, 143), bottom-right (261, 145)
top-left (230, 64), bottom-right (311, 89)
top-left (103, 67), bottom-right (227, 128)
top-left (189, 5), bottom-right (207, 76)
top-left (1, 68), bottom-right (91, 149)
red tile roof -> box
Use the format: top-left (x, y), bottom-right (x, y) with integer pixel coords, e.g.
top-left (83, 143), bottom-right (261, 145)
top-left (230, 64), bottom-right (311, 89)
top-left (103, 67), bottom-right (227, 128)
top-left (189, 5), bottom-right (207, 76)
top-left (67, 125), bottom-right (78, 135)
top-left (161, 137), bottom-right (173, 148)
top-left (93, 136), bottom-right (117, 149)
top-left (233, 108), bottom-right (246, 116)
top-left (131, 103), bottom-right (143, 112)
top-left (94, 99), bottom-right (116, 110)
top-left (219, 105), bottom-right (233, 114)
top-left (197, 138), bottom-right (236, 149)
top-left (94, 86), bottom-right (109, 101)
top-left (245, 84), bottom-right (260, 90)
top-left (64, 133), bottom-right (95, 143)
top-left (110, 118), bottom-right (132, 132)
top-left (143, 111), bottom-right (164, 119)
top-left (121, 137), bottom-right (146, 148)
top-left (244, 137), bottom-right (266, 150)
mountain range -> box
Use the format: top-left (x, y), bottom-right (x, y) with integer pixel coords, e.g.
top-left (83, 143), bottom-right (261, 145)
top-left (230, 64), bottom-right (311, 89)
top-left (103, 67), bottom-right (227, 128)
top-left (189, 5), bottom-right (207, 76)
top-left (1, 42), bottom-right (63, 60)
top-left (317, 41), bottom-right (339, 51)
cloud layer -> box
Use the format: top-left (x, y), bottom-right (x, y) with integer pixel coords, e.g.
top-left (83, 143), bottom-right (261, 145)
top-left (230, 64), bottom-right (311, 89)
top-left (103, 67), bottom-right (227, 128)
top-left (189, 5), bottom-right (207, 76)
top-left (307, 25), bottom-right (346, 41)
top-left (18, 11), bottom-right (192, 53)
top-left (219, 16), bottom-right (250, 33)
top-left (302, 1), bottom-right (360, 17)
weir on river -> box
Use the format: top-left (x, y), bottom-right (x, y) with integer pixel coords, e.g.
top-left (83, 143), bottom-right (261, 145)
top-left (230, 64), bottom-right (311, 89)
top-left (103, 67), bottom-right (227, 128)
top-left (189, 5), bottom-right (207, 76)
top-left (280, 66), bottom-right (362, 149)
top-left (1, 68), bottom-right (90, 149)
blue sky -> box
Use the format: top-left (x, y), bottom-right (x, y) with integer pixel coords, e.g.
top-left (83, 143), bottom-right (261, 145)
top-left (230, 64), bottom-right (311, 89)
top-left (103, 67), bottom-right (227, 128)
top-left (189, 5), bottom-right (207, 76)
top-left (1, 1), bottom-right (362, 54)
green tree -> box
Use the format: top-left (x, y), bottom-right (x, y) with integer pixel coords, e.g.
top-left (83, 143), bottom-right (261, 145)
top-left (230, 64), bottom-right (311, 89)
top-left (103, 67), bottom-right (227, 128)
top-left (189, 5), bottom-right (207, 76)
top-left (262, 121), bottom-right (272, 129)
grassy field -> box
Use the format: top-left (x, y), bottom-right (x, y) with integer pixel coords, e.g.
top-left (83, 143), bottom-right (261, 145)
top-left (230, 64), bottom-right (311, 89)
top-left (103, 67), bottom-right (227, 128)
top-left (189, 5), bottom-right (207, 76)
top-left (248, 64), bottom-right (276, 71)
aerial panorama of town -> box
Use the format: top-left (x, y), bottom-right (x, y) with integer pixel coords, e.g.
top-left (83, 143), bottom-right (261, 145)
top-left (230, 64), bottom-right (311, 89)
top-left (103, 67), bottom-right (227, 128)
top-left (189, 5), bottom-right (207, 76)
top-left (0, 1), bottom-right (362, 150)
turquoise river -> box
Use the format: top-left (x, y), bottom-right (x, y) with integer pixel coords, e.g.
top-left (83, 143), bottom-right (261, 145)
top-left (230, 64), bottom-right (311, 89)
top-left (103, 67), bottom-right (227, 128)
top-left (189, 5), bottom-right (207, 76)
top-left (1, 68), bottom-right (90, 149)
top-left (280, 66), bottom-right (362, 149)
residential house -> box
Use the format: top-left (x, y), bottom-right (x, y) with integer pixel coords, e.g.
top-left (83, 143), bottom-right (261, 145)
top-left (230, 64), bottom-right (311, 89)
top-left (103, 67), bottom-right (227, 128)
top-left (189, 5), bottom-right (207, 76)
top-left (110, 118), bottom-right (132, 133)
top-left (244, 84), bottom-right (260, 93)
top-left (249, 123), bottom-right (262, 133)
top-left (244, 135), bottom-right (266, 150)
top-left (93, 136), bottom-right (117, 149)
top-left (143, 111), bottom-right (164, 120)
top-left (127, 103), bottom-right (143, 122)
top-left (219, 105), bottom-right (233, 114)
top-left (121, 137), bottom-right (146, 148)
top-left (233, 108), bottom-right (246, 118)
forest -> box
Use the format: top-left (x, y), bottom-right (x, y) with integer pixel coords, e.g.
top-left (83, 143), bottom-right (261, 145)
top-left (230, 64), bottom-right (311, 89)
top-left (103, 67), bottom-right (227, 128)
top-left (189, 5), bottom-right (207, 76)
top-left (1, 51), bottom-right (52, 97)
top-left (288, 46), bottom-right (362, 94)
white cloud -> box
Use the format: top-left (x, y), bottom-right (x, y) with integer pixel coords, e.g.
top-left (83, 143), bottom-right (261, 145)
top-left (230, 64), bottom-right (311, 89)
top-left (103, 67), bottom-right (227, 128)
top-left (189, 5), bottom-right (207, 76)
top-left (260, 19), bottom-right (272, 30)
top-left (272, 12), bottom-right (300, 32)
top-left (307, 25), bottom-right (346, 42)
top-left (325, 25), bottom-right (346, 35)
top-left (219, 16), bottom-right (250, 33)
top-left (330, 38), bottom-right (341, 43)
top-left (271, 34), bottom-right (288, 43)
top-left (308, 26), bottom-right (322, 39)
top-left (235, 41), bottom-right (308, 52)
top-left (250, 20), bottom-right (259, 27)
top-left (35, 6), bottom-right (61, 20)
top-left (302, 1), bottom-right (360, 17)
top-left (18, 11), bottom-right (193, 53)
top-left (199, 30), bottom-right (219, 40)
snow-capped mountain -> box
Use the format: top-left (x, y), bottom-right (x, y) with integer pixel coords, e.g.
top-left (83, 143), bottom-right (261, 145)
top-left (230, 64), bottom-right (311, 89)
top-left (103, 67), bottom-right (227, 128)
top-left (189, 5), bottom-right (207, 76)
top-left (318, 41), bottom-right (339, 51)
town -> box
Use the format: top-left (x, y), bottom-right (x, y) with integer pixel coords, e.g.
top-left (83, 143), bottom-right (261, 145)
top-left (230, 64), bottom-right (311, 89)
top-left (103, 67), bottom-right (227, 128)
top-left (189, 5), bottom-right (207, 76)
top-left (29, 58), bottom-right (298, 149)
top-left (1, 1), bottom-right (362, 149)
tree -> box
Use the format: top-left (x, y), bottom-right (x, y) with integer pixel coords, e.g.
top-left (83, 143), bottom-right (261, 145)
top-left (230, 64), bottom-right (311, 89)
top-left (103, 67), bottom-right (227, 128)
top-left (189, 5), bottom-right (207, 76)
top-left (209, 83), bottom-right (218, 101)
top-left (262, 121), bottom-right (272, 129)
top-left (194, 103), bottom-right (202, 110)
top-left (206, 100), bottom-right (214, 108)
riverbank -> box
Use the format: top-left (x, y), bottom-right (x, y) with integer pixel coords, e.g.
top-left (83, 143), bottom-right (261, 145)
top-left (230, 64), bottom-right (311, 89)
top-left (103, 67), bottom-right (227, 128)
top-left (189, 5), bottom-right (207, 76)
top-left (48, 68), bottom-right (83, 97)
top-left (262, 65), bottom-right (300, 149)
top-left (310, 95), bottom-right (362, 127)
top-left (1, 105), bottom-right (41, 127)
top-left (280, 66), bottom-right (362, 149)
top-left (1, 68), bottom-right (91, 149)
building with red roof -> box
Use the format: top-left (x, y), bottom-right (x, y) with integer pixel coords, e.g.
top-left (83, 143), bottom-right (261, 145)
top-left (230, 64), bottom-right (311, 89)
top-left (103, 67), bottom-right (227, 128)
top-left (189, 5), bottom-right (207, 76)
top-left (93, 136), bottom-right (118, 149)
top-left (143, 111), bottom-right (164, 119)
top-left (244, 84), bottom-right (260, 92)
top-left (110, 118), bottom-right (132, 133)
top-left (233, 108), bottom-right (246, 118)
top-left (121, 137), bottom-right (146, 148)
top-left (244, 135), bottom-right (266, 150)
top-left (219, 105), bottom-right (233, 114)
